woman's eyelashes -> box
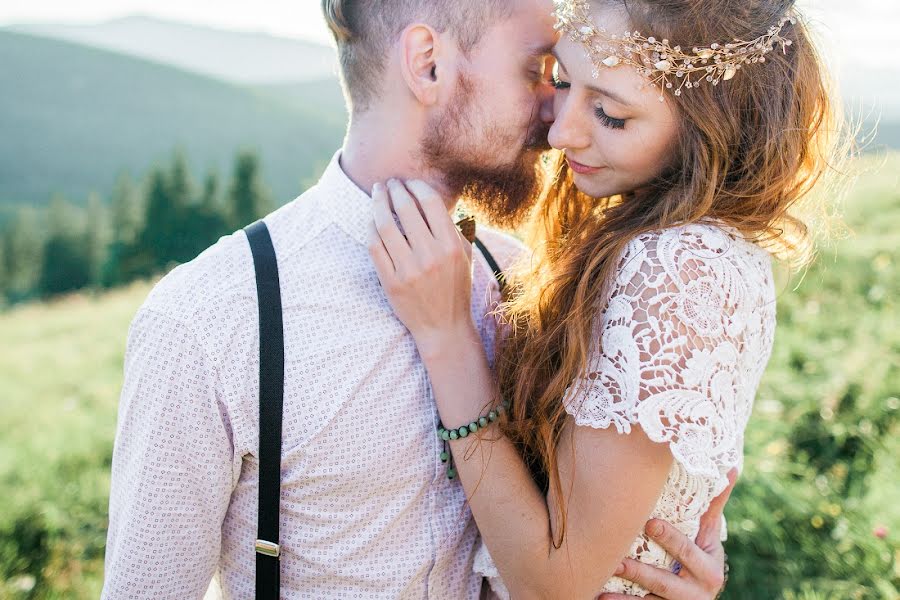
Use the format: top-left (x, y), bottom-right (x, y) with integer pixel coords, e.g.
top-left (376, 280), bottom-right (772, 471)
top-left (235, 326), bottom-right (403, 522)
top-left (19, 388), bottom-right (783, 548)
top-left (595, 105), bottom-right (627, 130)
top-left (552, 71), bottom-right (627, 130)
top-left (551, 71), bottom-right (571, 90)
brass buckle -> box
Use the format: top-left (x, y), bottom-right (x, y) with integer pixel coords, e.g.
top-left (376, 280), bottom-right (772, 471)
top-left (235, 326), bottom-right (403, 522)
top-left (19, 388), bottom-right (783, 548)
top-left (255, 539), bottom-right (281, 558)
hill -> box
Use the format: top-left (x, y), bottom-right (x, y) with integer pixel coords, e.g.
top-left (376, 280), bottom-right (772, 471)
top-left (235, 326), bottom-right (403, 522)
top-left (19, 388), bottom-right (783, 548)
top-left (0, 30), bottom-right (347, 207)
top-left (7, 16), bottom-right (338, 84)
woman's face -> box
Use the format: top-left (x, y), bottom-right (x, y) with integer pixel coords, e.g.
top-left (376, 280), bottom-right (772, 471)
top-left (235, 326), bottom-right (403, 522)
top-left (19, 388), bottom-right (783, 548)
top-left (547, 6), bottom-right (680, 199)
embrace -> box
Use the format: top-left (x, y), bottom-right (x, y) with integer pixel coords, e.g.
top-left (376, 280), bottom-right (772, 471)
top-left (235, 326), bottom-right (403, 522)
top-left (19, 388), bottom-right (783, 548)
top-left (102, 0), bottom-right (842, 598)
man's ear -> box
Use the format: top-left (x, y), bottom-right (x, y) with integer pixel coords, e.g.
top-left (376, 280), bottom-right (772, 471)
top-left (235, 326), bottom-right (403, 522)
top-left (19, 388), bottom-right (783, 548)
top-left (399, 24), bottom-right (444, 106)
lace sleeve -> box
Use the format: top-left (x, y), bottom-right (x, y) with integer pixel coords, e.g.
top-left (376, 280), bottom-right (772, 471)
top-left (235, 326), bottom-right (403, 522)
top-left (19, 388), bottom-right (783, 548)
top-left (563, 225), bottom-right (760, 482)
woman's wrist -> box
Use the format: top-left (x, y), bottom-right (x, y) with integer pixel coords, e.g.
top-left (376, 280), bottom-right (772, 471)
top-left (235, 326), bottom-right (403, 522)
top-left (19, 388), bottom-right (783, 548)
top-left (413, 320), bottom-right (482, 364)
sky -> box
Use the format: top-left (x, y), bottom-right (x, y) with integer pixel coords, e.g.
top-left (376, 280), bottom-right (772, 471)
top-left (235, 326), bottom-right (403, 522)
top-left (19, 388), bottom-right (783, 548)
top-left (0, 0), bottom-right (896, 74)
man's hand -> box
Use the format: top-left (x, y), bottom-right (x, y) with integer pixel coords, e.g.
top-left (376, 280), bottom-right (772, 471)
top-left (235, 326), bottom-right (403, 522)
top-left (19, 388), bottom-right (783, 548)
top-left (599, 469), bottom-right (738, 600)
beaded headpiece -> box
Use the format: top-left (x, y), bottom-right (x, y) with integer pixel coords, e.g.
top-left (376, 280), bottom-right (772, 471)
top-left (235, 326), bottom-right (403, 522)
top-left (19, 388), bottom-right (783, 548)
top-left (553, 0), bottom-right (796, 101)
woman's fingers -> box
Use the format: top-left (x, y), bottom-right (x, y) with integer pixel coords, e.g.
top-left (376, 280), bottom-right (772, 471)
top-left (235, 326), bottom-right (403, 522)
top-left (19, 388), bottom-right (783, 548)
top-left (645, 519), bottom-right (710, 578)
top-left (373, 182), bottom-right (412, 264)
top-left (405, 180), bottom-right (458, 242)
top-left (386, 179), bottom-right (432, 244)
top-left (367, 222), bottom-right (396, 281)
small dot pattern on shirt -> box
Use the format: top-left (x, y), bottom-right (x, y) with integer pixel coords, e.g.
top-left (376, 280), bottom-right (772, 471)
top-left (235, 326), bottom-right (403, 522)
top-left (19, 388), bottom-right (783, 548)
top-left (102, 151), bottom-right (525, 599)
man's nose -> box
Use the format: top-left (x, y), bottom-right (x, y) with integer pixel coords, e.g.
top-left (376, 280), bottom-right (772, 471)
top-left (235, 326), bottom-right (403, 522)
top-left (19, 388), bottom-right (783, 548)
top-left (538, 82), bottom-right (556, 125)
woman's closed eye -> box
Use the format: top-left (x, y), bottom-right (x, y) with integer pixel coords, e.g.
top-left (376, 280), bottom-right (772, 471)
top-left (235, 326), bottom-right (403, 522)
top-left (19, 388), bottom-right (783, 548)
top-left (595, 105), bottom-right (626, 130)
top-left (551, 71), bottom-right (571, 90)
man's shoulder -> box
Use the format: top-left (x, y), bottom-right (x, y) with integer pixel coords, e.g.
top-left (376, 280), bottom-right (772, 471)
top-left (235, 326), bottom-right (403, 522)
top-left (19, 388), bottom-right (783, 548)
top-left (143, 189), bottom-right (337, 322)
top-left (475, 226), bottom-right (528, 272)
top-left (140, 227), bottom-right (257, 327)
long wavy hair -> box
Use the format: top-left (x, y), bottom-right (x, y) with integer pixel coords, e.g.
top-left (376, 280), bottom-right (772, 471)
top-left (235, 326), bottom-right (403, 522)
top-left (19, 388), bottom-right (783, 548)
top-left (495, 0), bottom-right (850, 547)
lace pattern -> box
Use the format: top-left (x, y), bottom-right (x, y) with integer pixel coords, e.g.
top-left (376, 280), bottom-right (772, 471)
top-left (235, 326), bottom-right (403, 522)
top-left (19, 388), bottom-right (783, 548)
top-left (476, 223), bottom-right (776, 597)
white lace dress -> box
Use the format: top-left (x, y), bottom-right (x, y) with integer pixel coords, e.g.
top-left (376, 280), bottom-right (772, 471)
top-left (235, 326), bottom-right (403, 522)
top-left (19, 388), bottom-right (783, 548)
top-left (474, 223), bottom-right (777, 597)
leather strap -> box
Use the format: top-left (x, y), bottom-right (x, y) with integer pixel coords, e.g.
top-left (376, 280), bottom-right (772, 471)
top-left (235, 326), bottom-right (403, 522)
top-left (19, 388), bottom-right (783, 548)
top-left (474, 237), bottom-right (507, 295)
top-left (244, 220), bottom-right (284, 600)
top-left (242, 224), bottom-right (503, 600)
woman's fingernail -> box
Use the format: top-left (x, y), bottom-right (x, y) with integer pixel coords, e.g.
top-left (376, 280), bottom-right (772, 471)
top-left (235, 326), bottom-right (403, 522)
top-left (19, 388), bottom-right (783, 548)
top-left (648, 520), bottom-right (665, 537)
top-left (614, 562), bottom-right (625, 576)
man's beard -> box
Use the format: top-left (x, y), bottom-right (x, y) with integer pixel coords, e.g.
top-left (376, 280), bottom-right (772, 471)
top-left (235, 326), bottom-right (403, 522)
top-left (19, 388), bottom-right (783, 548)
top-left (421, 73), bottom-right (551, 230)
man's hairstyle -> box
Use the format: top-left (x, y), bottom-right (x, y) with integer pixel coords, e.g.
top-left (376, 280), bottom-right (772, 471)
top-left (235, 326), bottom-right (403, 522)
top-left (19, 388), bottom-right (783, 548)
top-left (322, 0), bottom-right (512, 112)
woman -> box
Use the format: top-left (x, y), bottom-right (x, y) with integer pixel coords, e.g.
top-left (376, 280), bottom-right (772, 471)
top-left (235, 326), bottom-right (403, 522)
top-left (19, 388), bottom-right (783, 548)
top-left (369, 0), bottom-right (844, 597)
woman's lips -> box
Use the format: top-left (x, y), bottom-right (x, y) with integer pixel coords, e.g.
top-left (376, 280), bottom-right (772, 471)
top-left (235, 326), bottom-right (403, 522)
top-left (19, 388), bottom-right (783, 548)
top-left (566, 157), bottom-right (602, 175)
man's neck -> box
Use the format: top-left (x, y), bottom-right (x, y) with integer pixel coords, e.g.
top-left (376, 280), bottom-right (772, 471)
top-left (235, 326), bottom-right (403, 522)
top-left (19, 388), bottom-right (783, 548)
top-left (339, 111), bottom-right (458, 213)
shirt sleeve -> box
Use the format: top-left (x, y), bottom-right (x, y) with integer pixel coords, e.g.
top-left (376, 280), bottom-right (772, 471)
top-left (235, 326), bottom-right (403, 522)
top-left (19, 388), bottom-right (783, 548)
top-left (563, 228), bottom-right (752, 484)
top-left (102, 307), bottom-right (236, 599)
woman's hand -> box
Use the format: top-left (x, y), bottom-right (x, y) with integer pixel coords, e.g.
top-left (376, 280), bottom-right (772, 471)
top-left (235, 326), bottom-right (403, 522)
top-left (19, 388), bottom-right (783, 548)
top-left (368, 179), bottom-right (477, 358)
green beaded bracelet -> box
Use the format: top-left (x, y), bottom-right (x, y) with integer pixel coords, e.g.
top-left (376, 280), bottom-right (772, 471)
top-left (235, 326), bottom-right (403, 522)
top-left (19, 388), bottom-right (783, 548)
top-left (436, 399), bottom-right (511, 480)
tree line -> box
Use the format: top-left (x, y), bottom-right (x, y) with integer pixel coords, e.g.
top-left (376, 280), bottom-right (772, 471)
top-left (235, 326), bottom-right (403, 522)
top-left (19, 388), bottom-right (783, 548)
top-left (0, 148), bottom-right (272, 306)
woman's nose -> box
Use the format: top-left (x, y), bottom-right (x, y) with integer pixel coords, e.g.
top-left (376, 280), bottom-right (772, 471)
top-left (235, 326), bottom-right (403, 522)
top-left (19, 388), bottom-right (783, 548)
top-left (548, 95), bottom-right (590, 151)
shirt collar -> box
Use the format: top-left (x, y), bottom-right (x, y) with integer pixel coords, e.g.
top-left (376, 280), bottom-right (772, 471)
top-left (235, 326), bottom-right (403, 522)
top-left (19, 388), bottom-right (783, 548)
top-left (316, 150), bottom-right (374, 246)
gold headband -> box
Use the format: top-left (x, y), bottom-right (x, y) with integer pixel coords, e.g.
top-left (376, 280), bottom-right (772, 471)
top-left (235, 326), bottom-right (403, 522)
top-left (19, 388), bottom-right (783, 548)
top-left (553, 0), bottom-right (796, 101)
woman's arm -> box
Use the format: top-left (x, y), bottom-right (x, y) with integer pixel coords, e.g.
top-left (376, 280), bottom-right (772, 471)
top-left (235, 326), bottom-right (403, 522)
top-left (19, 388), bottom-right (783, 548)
top-left (426, 329), bottom-right (674, 599)
top-left (369, 179), bottom-right (673, 598)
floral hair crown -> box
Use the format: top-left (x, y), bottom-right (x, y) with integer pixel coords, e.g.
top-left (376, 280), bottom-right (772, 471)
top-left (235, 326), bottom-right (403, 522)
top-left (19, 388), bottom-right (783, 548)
top-left (552, 0), bottom-right (797, 101)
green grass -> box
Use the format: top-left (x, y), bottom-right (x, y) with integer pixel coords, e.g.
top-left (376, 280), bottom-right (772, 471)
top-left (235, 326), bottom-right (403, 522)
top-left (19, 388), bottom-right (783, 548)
top-left (0, 154), bottom-right (898, 598)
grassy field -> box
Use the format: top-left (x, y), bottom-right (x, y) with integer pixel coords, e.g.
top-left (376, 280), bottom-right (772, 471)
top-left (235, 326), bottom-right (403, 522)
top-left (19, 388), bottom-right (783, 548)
top-left (1, 154), bottom-right (898, 598)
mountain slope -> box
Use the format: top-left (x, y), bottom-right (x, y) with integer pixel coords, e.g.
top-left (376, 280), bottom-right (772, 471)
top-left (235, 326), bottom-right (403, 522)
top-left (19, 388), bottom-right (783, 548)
top-left (8, 16), bottom-right (338, 84)
top-left (0, 31), bottom-right (347, 206)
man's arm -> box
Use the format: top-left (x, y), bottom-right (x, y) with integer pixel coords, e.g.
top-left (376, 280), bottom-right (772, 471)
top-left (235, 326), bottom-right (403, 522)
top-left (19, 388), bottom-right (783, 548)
top-left (102, 308), bottom-right (236, 599)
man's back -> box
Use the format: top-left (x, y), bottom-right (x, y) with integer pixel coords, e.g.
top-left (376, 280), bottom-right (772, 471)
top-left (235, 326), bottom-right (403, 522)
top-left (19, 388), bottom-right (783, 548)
top-left (102, 153), bottom-right (524, 599)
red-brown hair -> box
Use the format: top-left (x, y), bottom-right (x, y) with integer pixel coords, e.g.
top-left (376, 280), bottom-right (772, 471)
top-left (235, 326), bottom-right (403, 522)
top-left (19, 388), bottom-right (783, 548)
top-left (496, 0), bottom-right (850, 547)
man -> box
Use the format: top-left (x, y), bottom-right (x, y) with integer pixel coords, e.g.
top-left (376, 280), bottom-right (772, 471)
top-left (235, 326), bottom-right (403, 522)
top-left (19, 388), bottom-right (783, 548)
top-left (102, 0), bottom-right (731, 598)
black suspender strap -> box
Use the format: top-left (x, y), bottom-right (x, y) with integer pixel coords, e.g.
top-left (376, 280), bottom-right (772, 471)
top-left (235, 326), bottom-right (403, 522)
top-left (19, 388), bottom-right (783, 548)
top-left (474, 236), bottom-right (507, 295)
top-left (244, 220), bottom-right (285, 600)
top-left (242, 223), bottom-right (501, 600)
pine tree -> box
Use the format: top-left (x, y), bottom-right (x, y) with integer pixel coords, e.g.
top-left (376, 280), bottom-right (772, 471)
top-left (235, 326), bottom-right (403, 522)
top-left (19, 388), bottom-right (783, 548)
top-left (84, 193), bottom-right (110, 288)
top-left (228, 150), bottom-right (271, 230)
top-left (110, 172), bottom-right (142, 247)
top-left (4, 208), bottom-right (44, 303)
top-left (140, 167), bottom-right (177, 269)
top-left (168, 150), bottom-right (193, 212)
top-left (39, 196), bottom-right (91, 297)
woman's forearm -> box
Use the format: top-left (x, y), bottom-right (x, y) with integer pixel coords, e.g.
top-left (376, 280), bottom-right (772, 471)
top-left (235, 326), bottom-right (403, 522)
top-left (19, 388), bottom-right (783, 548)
top-left (418, 326), bottom-right (577, 599)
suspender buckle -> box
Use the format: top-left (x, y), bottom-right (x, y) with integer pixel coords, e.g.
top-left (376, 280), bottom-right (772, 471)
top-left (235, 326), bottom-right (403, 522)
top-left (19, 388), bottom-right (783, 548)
top-left (255, 539), bottom-right (281, 558)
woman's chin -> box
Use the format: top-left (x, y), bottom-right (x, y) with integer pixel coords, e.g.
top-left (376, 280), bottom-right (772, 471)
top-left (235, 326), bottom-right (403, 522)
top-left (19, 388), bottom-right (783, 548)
top-left (571, 171), bottom-right (615, 199)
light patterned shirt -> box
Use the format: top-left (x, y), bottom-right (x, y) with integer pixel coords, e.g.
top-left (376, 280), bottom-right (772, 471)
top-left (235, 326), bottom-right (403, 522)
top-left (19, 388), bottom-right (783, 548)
top-left (102, 151), bottom-right (524, 599)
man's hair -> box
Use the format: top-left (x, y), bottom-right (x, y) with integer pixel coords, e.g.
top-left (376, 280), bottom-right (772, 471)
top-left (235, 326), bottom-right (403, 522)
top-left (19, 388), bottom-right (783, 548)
top-left (322, 0), bottom-right (512, 112)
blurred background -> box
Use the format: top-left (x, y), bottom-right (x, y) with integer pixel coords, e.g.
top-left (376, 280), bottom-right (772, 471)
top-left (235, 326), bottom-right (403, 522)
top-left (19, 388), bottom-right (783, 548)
top-left (0, 1), bottom-right (897, 598)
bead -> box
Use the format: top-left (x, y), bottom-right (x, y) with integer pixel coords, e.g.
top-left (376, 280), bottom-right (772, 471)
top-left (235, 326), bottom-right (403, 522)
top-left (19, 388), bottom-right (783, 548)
top-left (440, 451), bottom-right (449, 463)
top-left (458, 426), bottom-right (469, 438)
top-left (489, 411), bottom-right (498, 421)
top-left (450, 430), bottom-right (459, 440)
top-left (469, 422), bottom-right (479, 433)
top-left (502, 400), bottom-right (511, 410)
top-left (479, 417), bottom-right (488, 428)
top-left (440, 430), bottom-right (450, 441)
